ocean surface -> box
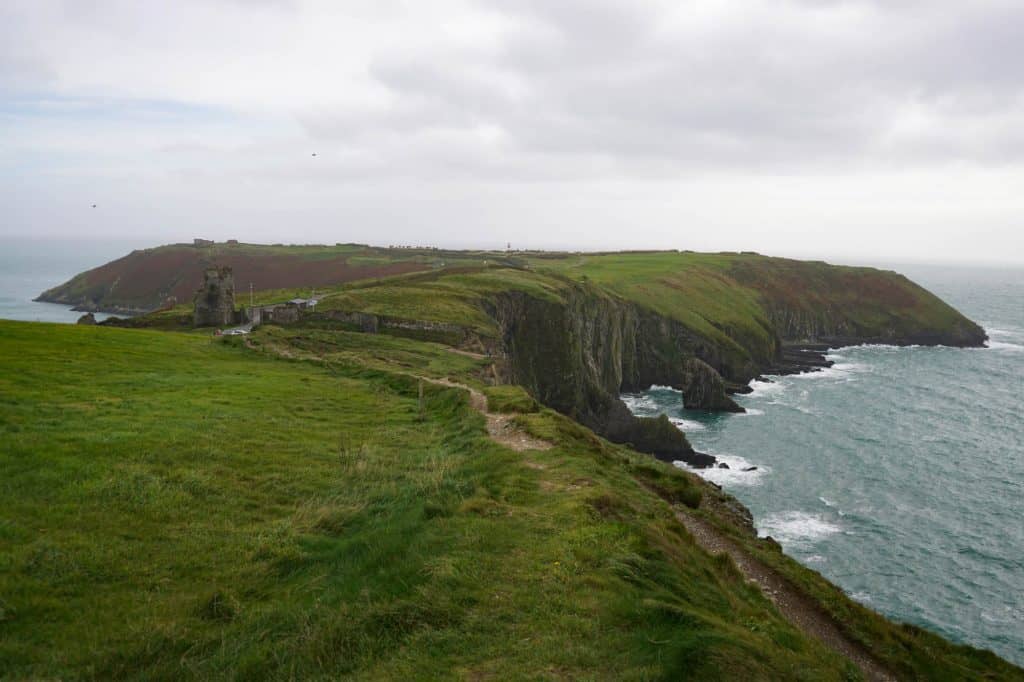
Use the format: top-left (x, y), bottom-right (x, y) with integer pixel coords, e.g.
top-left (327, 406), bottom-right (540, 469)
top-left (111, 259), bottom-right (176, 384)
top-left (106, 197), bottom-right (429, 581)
top-left (0, 238), bottom-right (152, 323)
top-left (624, 263), bottom-right (1024, 665)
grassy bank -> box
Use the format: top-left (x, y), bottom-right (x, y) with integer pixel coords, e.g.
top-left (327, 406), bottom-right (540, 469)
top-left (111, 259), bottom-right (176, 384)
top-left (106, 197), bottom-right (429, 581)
top-left (1, 320), bottom-right (1016, 680)
top-left (0, 321), bottom-right (856, 679)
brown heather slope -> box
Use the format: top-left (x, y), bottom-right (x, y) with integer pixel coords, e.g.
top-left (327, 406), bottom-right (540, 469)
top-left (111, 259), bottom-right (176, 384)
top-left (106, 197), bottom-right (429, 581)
top-left (35, 242), bottom-right (434, 314)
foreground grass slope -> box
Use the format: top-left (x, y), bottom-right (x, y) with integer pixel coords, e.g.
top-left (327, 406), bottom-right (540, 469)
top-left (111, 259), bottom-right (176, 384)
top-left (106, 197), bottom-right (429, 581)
top-left (0, 321), bottom-right (855, 680)
top-left (1, 321), bottom-right (1015, 680)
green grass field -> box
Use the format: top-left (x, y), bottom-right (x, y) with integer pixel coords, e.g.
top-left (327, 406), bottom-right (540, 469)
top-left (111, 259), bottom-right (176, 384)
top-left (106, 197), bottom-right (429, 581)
top-left (0, 321), bottom-right (857, 680)
top-left (1, 320), bottom-right (1014, 680)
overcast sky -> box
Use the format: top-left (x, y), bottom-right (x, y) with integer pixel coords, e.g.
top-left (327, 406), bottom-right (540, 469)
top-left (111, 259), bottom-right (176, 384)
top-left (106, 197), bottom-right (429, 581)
top-left (2, 0), bottom-right (1023, 264)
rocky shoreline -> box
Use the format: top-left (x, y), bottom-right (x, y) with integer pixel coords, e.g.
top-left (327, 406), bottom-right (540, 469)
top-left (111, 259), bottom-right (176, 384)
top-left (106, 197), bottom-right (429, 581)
top-left (32, 295), bottom-right (148, 318)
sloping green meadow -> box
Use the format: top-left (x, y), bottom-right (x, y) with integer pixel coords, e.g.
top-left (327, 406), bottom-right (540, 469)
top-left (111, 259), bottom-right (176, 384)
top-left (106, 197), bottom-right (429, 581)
top-left (0, 321), bottom-right (869, 680)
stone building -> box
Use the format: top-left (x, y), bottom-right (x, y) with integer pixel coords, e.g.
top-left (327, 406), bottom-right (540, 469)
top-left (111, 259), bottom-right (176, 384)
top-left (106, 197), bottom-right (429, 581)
top-left (193, 266), bottom-right (236, 327)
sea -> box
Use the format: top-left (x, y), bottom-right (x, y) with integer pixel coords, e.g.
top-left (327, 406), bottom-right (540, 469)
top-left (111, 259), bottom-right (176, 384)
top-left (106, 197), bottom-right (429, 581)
top-left (623, 263), bottom-right (1024, 665)
top-left (0, 238), bottom-right (153, 323)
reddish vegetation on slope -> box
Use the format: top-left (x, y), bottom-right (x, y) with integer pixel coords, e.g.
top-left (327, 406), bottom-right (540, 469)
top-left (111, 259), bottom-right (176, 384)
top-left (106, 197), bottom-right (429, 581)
top-left (38, 245), bottom-right (430, 312)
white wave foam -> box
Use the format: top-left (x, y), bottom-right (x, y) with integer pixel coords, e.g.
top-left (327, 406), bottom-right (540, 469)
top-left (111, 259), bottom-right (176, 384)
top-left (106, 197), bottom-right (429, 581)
top-left (850, 591), bottom-right (873, 604)
top-left (984, 326), bottom-right (1021, 340)
top-left (757, 511), bottom-right (842, 548)
top-left (674, 452), bottom-right (767, 487)
top-left (668, 416), bottom-right (706, 431)
top-left (833, 343), bottom-right (903, 352)
top-left (620, 393), bottom-right (658, 413)
top-left (649, 384), bottom-right (682, 393)
top-left (818, 496), bottom-right (835, 507)
top-left (746, 380), bottom-right (785, 398)
top-left (736, 408), bottom-right (764, 416)
top-left (986, 340), bottom-right (1023, 353)
top-left (789, 362), bottom-right (868, 381)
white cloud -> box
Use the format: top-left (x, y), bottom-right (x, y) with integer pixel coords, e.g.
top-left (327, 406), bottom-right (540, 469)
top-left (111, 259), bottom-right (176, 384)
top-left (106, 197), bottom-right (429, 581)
top-left (1, 0), bottom-right (1022, 263)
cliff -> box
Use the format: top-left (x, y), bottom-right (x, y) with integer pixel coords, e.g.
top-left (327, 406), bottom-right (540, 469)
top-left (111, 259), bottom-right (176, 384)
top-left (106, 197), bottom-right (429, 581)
top-left (281, 257), bottom-right (983, 465)
top-left (60, 245), bottom-right (986, 465)
top-left (485, 285), bottom-right (738, 466)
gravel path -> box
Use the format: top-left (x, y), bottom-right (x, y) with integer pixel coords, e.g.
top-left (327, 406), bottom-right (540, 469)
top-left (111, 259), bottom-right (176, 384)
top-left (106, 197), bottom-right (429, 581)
top-left (676, 511), bottom-right (895, 682)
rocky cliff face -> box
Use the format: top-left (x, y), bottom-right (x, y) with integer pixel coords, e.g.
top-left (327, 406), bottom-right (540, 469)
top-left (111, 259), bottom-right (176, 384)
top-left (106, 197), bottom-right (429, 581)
top-left (725, 260), bottom-right (988, 348)
top-left (479, 272), bottom-right (984, 464)
top-left (484, 284), bottom-right (742, 465)
top-left (761, 304), bottom-right (986, 347)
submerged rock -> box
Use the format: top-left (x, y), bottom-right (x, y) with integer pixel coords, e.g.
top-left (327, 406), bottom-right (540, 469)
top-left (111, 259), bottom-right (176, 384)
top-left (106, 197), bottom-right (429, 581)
top-left (742, 466), bottom-right (758, 472)
top-left (718, 462), bottom-right (730, 469)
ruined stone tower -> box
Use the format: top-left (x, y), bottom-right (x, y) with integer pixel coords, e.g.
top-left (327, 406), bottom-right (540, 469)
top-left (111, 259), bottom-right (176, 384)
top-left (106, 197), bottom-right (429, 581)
top-left (193, 266), bottom-right (236, 327)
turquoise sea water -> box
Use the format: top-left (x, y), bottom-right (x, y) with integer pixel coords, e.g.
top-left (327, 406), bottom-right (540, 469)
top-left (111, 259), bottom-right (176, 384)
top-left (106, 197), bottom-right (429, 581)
top-left (624, 264), bottom-right (1024, 665)
top-left (0, 238), bottom-right (151, 323)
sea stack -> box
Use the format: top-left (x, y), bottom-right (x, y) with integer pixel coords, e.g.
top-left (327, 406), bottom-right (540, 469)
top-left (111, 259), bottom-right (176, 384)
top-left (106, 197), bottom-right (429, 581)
top-left (193, 266), bottom-right (236, 327)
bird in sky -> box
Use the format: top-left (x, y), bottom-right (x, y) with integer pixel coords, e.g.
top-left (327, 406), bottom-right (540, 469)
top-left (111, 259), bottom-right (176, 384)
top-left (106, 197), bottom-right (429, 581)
top-left (91, 204), bottom-right (97, 208)
top-left (311, 153), bottom-right (317, 157)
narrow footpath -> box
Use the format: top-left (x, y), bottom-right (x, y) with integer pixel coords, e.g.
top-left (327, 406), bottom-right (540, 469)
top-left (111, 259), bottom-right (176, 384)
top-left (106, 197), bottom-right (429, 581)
top-left (430, 366), bottom-right (892, 680)
top-left (675, 511), bottom-right (895, 682)
top-left (255, 335), bottom-right (887, 677)
top-left (422, 376), bottom-right (552, 452)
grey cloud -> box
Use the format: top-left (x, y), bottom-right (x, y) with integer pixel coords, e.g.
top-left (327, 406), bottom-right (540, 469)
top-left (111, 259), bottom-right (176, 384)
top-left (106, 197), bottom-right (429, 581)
top-left (2, 0), bottom-right (1024, 263)
top-left (293, 0), bottom-right (1024, 176)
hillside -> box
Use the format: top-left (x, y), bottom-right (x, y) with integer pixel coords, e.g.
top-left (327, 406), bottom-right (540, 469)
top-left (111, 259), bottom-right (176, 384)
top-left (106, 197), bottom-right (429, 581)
top-left (35, 242), bottom-right (460, 315)
top-left (1, 320), bottom-right (1019, 680)
top-left (36, 245), bottom-right (988, 360)
top-left (67, 244), bottom-right (985, 468)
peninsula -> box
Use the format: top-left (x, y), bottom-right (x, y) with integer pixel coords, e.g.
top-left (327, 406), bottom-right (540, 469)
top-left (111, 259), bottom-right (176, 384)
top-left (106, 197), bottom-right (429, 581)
top-left (6, 242), bottom-right (1017, 680)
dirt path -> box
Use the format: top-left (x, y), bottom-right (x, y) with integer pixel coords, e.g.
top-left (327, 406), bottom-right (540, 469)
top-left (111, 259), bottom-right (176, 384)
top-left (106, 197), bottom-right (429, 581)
top-left (251, 336), bottom-right (547, 451)
top-left (422, 376), bottom-right (553, 452)
top-left (676, 512), bottom-right (895, 682)
top-left (444, 347), bottom-right (490, 360)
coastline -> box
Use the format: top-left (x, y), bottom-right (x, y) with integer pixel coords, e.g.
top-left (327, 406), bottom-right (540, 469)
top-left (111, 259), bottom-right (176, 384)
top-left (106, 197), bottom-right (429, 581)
top-left (629, 325), bottom-right (1024, 666)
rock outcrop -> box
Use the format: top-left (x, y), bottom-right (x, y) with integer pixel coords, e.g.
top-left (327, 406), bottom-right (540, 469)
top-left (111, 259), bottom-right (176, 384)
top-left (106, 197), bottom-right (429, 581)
top-left (679, 358), bottom-right (744, 412)
top-left (76, 312), bottom-right (96, 325)
top-left (485, 283), bottom-right (743, 465)
top-left (193, 267), bottom-right (236, 327)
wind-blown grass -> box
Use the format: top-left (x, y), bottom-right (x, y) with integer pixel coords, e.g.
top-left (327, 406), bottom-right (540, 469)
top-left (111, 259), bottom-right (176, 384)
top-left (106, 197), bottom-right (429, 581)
top-left (1, 321), bottom-right (861, 679)
top-left (1, 320), bottom-right (1013, 679)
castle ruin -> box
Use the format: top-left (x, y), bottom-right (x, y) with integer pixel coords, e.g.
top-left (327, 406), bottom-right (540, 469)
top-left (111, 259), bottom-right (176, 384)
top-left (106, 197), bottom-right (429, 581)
top-left (193, 266), bottom-right (237, 327)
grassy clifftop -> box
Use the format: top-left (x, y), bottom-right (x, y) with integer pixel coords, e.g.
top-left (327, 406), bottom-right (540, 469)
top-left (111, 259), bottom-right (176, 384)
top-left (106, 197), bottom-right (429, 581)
top-left (84, 245), bottom-right (985, 468)
top-left (40, 244), bottom-right (985, 360)
top-left (1, 320), bottom-right (1017, 679)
